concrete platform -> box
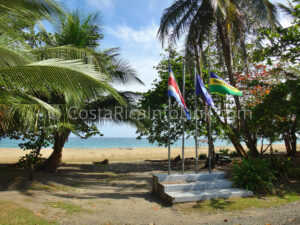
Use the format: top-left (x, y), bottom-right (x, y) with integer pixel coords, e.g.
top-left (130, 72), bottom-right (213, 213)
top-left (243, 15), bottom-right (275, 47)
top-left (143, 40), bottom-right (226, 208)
top-left (162, 180), bottom-right (233, 192)
top-left (166, 188), bottom-right (253, 203)
top-left (152, 172), bottom-right (253, 205)
top-left (154, 172), bottom-right (226, 183)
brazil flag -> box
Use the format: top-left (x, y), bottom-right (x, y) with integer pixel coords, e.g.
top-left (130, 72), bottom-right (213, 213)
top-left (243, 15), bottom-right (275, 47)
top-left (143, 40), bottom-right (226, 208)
top-left (209, 72), bottom-right (242, 96)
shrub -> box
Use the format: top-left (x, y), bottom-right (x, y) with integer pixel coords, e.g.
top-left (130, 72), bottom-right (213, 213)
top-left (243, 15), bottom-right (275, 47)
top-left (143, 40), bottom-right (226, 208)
top-left (232, 157), bottom-right (276, 193)
top-left (198, 153), bottom-right (207, 160)
top-left (219, 149), bottom-right (230, 156)
top-left (269, 157), bottom-right (296, 181)
top-left (219, 148), bottom-right (240, 158)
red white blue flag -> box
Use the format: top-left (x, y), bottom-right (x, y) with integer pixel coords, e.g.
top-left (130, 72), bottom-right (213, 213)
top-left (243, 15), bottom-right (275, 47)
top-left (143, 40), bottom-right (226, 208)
top-left (167, 66), bottom-right (191, 120)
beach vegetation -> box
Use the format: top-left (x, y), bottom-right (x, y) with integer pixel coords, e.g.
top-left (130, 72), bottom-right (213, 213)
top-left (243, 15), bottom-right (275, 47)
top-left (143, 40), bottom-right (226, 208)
top-left (0, 200), bottom-right (58, 225)
top-left (138, 0), bottom-right (299, 161)
top-left (0, 4), bottom-right (144, 172)
top-left (177, 191), bottom-right (300, 213)
top-left (232, 158), bottom-right (276, 193)
top-left (44, 201), bottom-right (92, 214)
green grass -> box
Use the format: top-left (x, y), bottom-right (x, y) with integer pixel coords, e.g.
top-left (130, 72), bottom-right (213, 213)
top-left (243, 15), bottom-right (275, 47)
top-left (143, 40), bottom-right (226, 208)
top-left (44, 201), bottom-right (92, 214)
top-left (0, 201), bottom-right (57, 225)
top-left (29, 182), bottom-right (76, 192)
top-left (177, 192), bottom-right (300, 213)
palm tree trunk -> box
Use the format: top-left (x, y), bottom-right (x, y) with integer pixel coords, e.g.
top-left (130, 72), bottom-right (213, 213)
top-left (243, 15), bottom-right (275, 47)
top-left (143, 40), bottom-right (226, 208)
top-left (40, 131), bottom-right (70, 172)
top-left (216, 19), bottom-right (259, 157)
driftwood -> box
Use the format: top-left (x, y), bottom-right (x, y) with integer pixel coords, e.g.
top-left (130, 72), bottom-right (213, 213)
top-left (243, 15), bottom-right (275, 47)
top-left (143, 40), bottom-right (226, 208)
top-left (93, 159), bottom-right (109, 165)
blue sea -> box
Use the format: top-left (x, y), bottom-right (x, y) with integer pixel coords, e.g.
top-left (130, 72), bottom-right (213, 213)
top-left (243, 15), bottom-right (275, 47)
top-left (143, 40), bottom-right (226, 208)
top-left (0, 137), bottom-right (232, 149)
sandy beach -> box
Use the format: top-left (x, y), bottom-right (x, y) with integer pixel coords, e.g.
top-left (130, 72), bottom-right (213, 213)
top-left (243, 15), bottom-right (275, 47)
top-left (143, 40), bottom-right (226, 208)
top-left (0, 144), bottom-right (292, 163)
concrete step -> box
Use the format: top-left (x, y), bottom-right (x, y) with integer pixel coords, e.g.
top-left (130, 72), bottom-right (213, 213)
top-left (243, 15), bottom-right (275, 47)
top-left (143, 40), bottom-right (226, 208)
top-left (166, 188), bottom-right (253, 203)
top-left (163, 179), bottom-right (233, 192)
top-left (154, 172), bottom-right (226, 183)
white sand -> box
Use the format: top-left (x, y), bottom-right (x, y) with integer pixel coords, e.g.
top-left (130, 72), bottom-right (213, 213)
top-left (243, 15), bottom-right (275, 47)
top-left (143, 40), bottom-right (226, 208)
top-left (0, 144), bottom-right (292, 163)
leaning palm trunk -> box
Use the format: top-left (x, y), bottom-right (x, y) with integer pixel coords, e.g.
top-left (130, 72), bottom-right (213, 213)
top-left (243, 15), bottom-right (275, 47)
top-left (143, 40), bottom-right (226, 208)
top-left (216, 19), bottom-right (259, 157)
top-left (40, 130), bottom-right (70, 172)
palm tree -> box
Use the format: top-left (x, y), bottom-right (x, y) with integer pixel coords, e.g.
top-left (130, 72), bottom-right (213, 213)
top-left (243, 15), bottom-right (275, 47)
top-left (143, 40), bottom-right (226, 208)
top-left (0, 3), bottom-right (130, 171)
top-left (158, 0), bottom-right (279, 157)
top-left (33, 11), bottom-right (144, 172)
top-left (278, 0), bottom-right (299, 17)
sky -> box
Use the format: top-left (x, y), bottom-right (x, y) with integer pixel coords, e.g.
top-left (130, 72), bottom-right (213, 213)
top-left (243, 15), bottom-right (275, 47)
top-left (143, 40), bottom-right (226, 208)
top-left (57, 0), bottom-right (292, 138)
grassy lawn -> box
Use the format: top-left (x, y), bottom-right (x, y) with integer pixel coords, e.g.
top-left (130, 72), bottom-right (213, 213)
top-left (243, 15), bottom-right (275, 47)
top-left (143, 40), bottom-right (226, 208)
top-left (177, 190), bottom-right (300, 213)
top-left (0, 201), bottom-right (57, 225)
top-left (29, 182), bottom-right (76, 192)
top-left (44, 201), bottom-right (92, 214)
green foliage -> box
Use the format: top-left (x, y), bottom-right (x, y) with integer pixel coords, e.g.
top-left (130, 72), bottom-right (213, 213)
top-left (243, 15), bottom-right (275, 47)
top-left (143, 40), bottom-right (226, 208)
top-left (0, 201), bottom-right (58, 225)
top-left (232, 158), bottom-right (276, 193)
top-left (137, 48), bottom-right (223, 146)
top-left (198, 153), bottom-right (207, 160)
top-left (253, 1), bottom-right (300, 64)
top-left (44, 201), bottom-right (91, 214)
top-left (219, 148), bottom-right (230, 156)
top-left (269, 157), bottom-right (299, 181)
top-left (54, 10), bottom-right (103, 49)
top-left (252, 79), bottom-right (299, 155)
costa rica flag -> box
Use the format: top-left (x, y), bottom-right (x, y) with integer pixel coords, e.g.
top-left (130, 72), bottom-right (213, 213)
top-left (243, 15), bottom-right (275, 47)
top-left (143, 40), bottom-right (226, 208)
top-left (167, 66), bottom-right (191, 120)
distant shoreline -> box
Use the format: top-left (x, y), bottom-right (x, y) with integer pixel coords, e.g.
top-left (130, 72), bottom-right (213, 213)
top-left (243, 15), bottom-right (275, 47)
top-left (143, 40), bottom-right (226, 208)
top-left (0, 144), bottom-right (294, 164)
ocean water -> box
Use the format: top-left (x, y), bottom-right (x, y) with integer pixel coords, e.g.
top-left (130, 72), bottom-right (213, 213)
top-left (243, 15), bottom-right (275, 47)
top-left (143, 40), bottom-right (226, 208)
top-left (0, 137), bottom-right (231, 149)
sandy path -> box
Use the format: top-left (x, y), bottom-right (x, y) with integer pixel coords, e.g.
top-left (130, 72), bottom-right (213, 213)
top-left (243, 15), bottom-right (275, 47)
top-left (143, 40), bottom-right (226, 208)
top-left (0, 144), bottom-right (291, 163)
top-left (0, 161), bottom-right (299, 225)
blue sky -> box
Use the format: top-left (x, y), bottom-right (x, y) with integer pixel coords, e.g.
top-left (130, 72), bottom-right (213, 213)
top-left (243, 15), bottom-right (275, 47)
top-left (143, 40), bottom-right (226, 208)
top-left (58, 0), bottom-right (292, 138)
top-left (59, 0), bottom-right (174, 137)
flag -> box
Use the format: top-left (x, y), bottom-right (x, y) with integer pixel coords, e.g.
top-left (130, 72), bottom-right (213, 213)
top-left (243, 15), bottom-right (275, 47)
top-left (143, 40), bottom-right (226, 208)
top-left (196, 74), bottom-right (214, 107)
top-left (210, 72), bottom-right (242, 96)
top-left (167, 66), bottom-right (191, 120)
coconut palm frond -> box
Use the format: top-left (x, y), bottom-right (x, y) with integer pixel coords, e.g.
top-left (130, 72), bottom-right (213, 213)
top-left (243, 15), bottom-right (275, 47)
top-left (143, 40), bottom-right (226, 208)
top-left (85, 93), bottom-right (146, 131)
top-left (35, 46), bottom-right (144, 86)
top-left (0, 0), bottom-right (62, 18)
top-left (34, 46), bottom-right (111, 75)
top-left (0, 59), bottom-right (126, 106)
top-left (278, 2), bottom-right (293, 16)
top-left (0, 35), bottom-right (33, 66)
top-left (0, 89), bottom-right (60, 115)
top-left (109, 57), bottom-right (144, 86)
top-left (158, 0), bottom-right (198, 44)
top-left (169, 0), bottom-right (199, 43)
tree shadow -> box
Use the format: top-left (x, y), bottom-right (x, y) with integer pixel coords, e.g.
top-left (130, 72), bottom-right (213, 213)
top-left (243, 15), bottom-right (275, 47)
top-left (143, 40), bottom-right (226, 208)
top-left (193, 198), bottom-right (234, 210)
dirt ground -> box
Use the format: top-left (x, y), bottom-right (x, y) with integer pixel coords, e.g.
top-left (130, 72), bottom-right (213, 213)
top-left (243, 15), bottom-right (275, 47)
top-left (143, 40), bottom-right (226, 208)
top-left (0, 160), bottom-right (300, 225)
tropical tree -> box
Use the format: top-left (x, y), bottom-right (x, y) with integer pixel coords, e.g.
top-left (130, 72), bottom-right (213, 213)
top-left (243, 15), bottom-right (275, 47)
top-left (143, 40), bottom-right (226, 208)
top-left (0, 2), bottom-right (133, 173)
top-left (29, 11), bottom-right (144, 172)
top-left (158, 0), bottom-right (279, 157)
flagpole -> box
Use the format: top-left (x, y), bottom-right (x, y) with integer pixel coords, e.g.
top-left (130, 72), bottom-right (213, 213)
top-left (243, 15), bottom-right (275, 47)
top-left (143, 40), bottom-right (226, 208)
top-left (181, 59), bottom-right (186, 174)
top-left (208, 72), bottom-right (212, 173)
top-left (194, 66), bottom-right (198, 174)
top-left (168, 96), bottom-right (171, 175)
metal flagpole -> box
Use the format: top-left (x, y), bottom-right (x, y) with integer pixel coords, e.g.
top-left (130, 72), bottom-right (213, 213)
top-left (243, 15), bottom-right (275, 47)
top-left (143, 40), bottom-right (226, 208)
top-left (208, 72), bottom-right (212, 173)
top-left (168, 96), bottom-right (171, 175)
top-left (208, 105), bottom-right (212, 173)
top-left (181, 59), bottom-right (186, 174)
top-left (194, 66), bottom-right (199, 174)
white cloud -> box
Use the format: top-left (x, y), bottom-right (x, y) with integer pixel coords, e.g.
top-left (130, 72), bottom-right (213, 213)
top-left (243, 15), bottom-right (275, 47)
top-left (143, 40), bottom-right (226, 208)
top-left (105, 22), bottom-right (163, 92)
top-left (85, 0), bottom-right (114, 10)
top-left (106, 22), bottom-right (159, 45)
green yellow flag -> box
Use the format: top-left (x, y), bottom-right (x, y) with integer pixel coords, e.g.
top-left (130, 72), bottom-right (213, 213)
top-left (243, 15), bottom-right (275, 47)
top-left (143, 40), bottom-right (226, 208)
top-left (209, 72), bottom-right (242, 96)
